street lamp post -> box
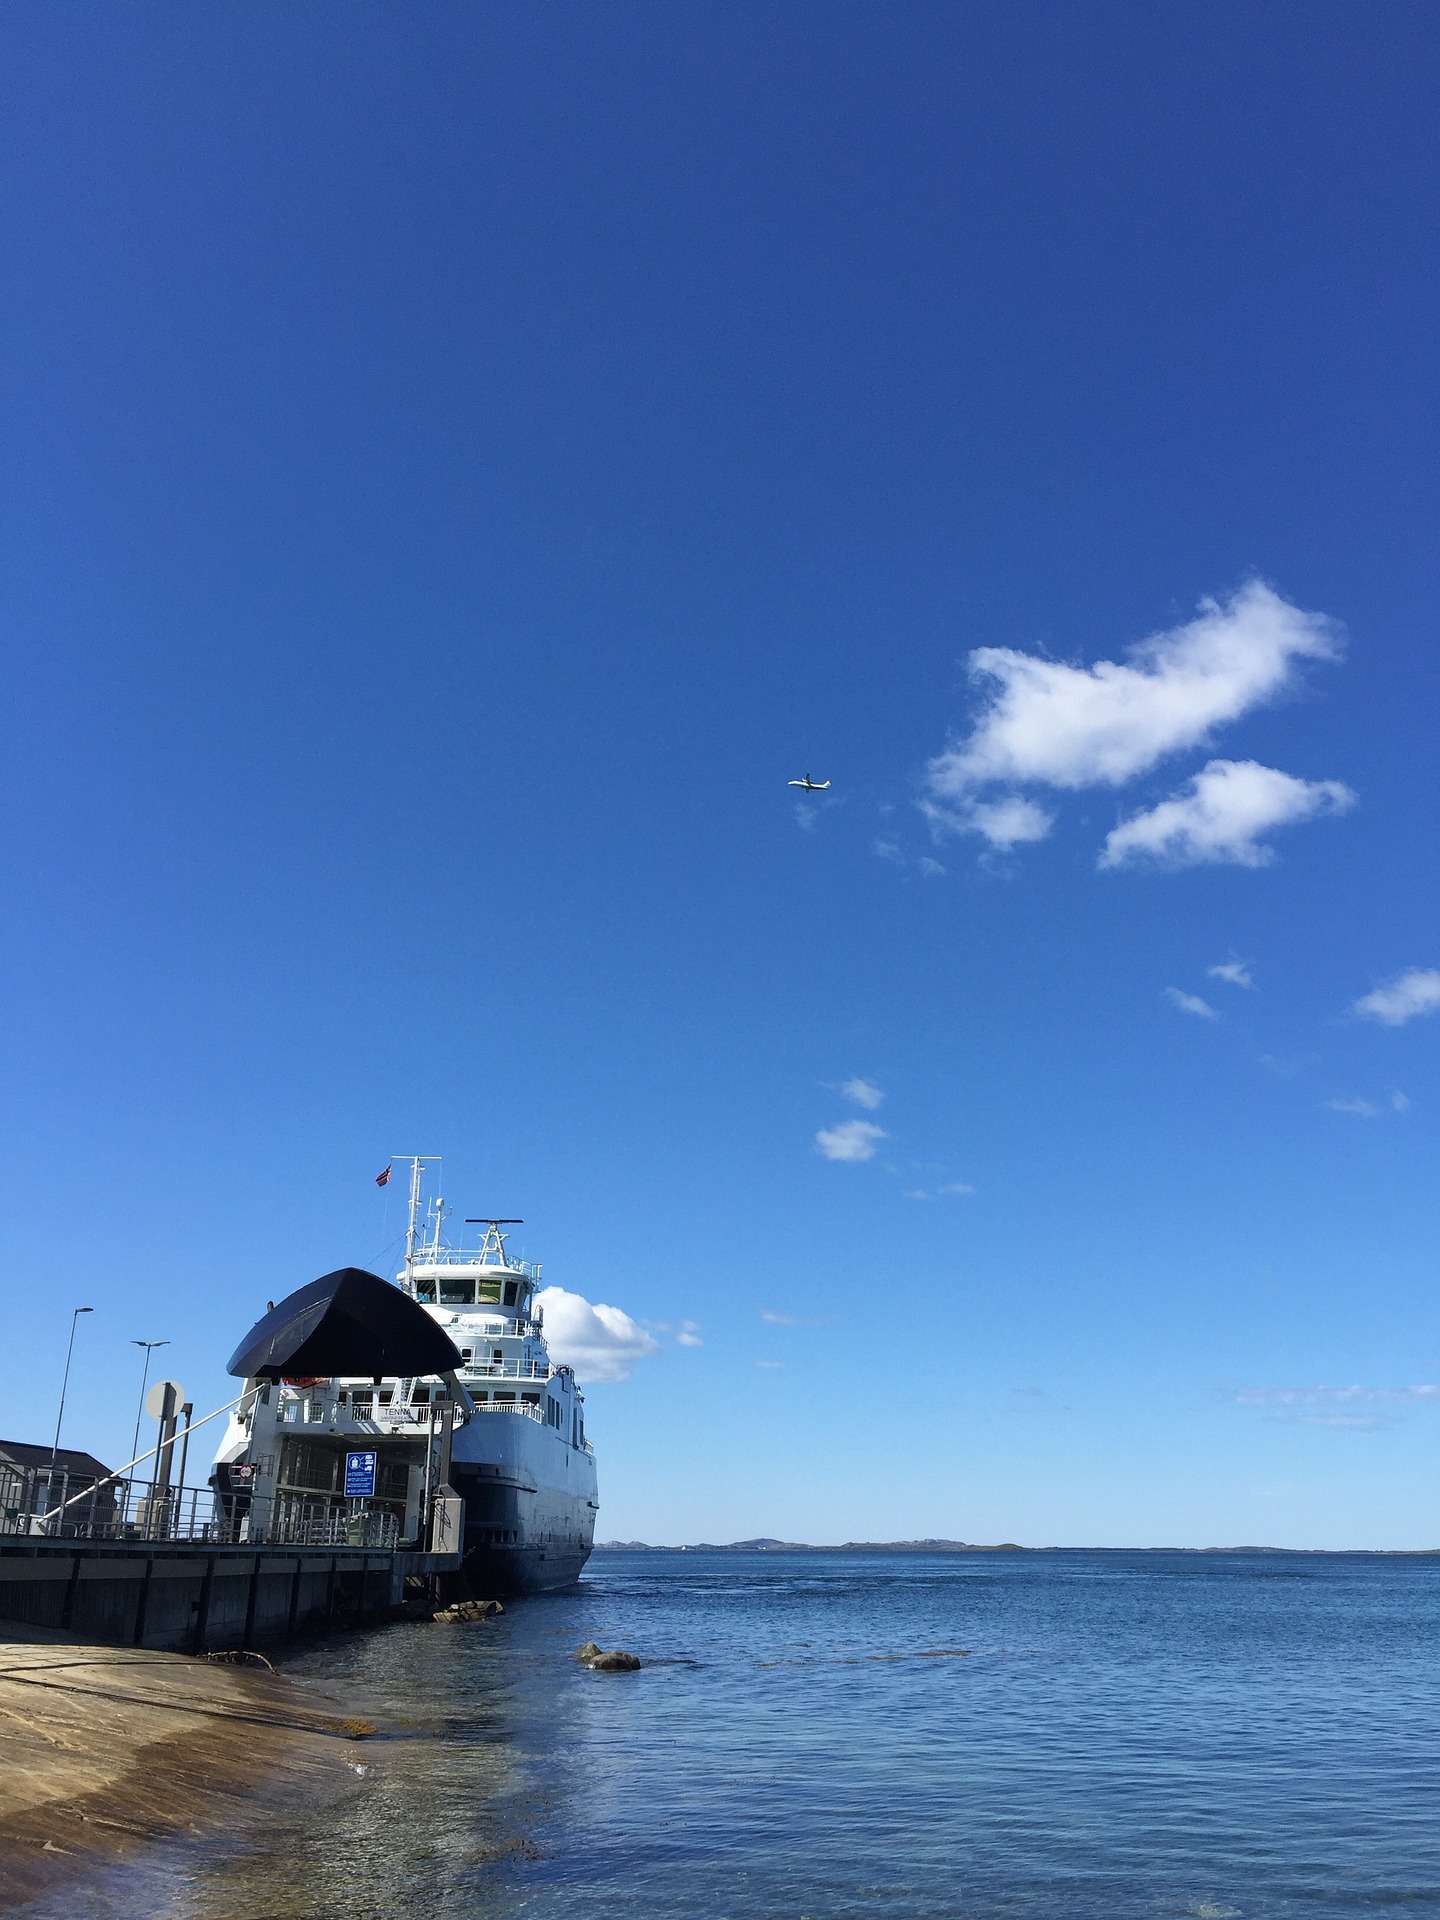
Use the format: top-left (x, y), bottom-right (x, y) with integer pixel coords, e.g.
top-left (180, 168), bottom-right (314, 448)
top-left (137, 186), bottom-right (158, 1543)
top-left (51, 1307), bottom-right (93, 1465)
top-left (129, 1340), bottom-right (171, 1469)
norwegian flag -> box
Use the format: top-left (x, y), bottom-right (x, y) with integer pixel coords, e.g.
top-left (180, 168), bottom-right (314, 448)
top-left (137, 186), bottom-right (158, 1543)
top-left (375, 1165), bottom-right (392, 1187)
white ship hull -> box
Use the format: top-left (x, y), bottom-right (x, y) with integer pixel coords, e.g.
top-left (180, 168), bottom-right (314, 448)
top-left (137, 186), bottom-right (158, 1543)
top-left (448, 1408), bottom-right (598, 1594)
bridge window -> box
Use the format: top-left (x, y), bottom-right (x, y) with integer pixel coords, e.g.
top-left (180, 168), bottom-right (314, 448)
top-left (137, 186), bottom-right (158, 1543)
top-left (503, 1281), bottom-right (518, 1306)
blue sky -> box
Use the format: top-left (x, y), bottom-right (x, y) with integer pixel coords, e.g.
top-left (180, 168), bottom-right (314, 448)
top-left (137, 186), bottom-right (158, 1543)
top-left (1, 4), bottom-right (1437, 1547)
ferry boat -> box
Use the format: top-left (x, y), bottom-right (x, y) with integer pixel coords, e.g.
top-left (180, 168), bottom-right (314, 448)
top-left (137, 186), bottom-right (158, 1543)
top-left (213, 1160), bottom-right (598, 1593)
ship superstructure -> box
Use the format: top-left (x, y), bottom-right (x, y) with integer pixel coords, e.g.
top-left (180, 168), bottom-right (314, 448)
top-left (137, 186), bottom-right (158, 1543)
top-left (213, 1159), bottom-right (598, 1593)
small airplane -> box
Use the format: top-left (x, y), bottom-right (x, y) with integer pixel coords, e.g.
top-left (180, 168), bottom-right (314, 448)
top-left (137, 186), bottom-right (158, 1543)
top-left (787, 774), bottom-right (832, 792)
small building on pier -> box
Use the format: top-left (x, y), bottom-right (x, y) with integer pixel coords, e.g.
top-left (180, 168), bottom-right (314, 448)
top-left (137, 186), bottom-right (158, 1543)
top-left (0, 1441), bottom-right (118, 1536)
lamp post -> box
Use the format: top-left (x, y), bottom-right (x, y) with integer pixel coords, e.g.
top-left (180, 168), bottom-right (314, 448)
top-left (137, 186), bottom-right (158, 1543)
top-left (129, 1340), bottom-right (170, 1467)
top-left (51, 1307), bottom-right (93, 1464)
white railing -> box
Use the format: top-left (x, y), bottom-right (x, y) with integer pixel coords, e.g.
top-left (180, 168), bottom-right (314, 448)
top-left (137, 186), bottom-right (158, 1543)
top-left (466, 1359), bottom-right (549, 1380)
top-left (267, 1504), bottom-right (400, 1549)
top-left (409, 1249), bottom-right (542, 1279)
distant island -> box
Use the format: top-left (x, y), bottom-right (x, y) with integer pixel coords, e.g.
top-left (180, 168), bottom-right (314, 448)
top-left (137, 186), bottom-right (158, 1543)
top-left (593, 1539), bottom-right (1436, 1555)
top-left (596, 1538), bottom-right (1025, 1552)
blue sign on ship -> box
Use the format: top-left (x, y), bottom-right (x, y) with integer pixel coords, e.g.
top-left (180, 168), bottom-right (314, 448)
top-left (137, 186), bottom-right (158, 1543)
top-left (344, 1449), bottom-right (377, 1498)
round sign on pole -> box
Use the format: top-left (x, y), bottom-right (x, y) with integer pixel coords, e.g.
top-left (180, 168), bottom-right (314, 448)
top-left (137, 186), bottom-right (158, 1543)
top-left (145, 1379), bottom-right (184, 1420)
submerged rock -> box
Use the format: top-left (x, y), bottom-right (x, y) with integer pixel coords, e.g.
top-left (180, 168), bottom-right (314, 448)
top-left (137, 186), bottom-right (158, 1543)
top-left (432, 1599), bottom-right (505, 1624)
top-left (587, 1649), bottom-right (642, 1672)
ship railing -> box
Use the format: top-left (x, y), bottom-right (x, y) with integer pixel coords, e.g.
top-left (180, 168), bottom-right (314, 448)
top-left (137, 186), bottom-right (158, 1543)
top-left (407, 1247), bottom-right (542, 1280)
top-left (1, 1468), bottom-right (249, 1545)
top-left (265, 1502), bottom-right (400, 1550)
top-left (295, 1395), bottom-right (549, 1434)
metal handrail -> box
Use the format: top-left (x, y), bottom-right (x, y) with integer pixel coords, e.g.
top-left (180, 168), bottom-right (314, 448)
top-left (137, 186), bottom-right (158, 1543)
top-left (31, 1391), bottom-right (251, 1531)
top-left (407, 1249), bottom-right (542, 1278)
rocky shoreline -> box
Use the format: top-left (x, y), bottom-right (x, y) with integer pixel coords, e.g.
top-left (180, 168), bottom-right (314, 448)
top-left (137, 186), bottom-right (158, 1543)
top-left (0, 1624), bottom-right (374, 1911)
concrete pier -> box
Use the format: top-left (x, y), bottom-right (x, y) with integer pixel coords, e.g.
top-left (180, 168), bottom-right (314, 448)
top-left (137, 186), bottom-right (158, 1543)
top-left (0, 1539), bottom-right (462, 1653)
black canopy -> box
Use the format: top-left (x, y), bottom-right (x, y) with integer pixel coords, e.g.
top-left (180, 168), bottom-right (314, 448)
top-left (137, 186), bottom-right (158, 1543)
top-left (226, 1267), bottom-right (463, 1381)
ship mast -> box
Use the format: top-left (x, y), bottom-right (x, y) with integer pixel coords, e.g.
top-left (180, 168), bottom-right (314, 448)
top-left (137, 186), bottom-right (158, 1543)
top-left (394, 1156), bottom-right (440, 1291)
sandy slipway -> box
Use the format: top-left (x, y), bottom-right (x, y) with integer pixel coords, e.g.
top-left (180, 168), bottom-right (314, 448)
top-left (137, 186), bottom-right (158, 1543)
top-left (0, 1624), bottom-right (372, 1910)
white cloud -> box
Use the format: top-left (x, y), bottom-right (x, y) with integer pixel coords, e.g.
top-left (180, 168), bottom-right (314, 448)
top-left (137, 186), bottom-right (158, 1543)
top-left (1164, 987), bottom-right (1218, 1020)
top-left (815, 1119), bottom-right (886, 1162)
top-left (1354, 968), bottom-right (1440, 1027)
top-left (1235, 1383), bottom-right (1430, 1430)
top-left (906, 1181), bottom-right (976, 1200)
top-left (939, 1181), bottom-right (976, 1195)
top-left (1391, 1089), bottom-right (1411, 1114)
top-left (676, 1321), bottom-right (703, 1348)
top-left (1327, 1096), bottom-right (1379, 1118)
top-left (1293, 1415), bottom-right (1389, 1429)
top-left (841, 1077), bottom-right (885, 1110)
top-left (1259, 1052), bottom-right (1306, 1078)
top-left (1208, 959), bottom-right (1254, 988)
top-left (927, 583), bottom-right (1337, 803)
top-left (756, 1359), bottom-right (784, 1369)
top-left (535, 1286), bottom-right (660, 1384)
top-left (1233, 1385), bottom-right (1439, 1408)
top-left (923, 793), bottom-right (1053, 850)
top-left (875, 839), bottom-right (948, 876)
top-left (1100, 760), bottom-right (1354, 870)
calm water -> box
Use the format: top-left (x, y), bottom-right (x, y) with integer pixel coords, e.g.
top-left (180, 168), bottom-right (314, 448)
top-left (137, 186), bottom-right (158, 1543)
top-left (45, 1550), bottom-right (1440, 1918)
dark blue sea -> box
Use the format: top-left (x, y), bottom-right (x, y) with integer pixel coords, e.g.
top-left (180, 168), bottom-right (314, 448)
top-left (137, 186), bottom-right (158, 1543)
top-left (58, 1549), bottom-right (1440, 1917)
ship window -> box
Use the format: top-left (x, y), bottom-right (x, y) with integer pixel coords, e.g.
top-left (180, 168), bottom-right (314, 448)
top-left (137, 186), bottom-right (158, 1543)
top-left (495, 1391), bottom-right (515, 1404)
top-left (412, 1385), bottom-right (430, 1405)
top-left (460, 1348), bottom-right (472, 1362)
top-left (522, 1392), bottom-right (540, 1406)
top-left (502, 1281), bottom-right (518, 1306)
top-left (476, 1278), bottom-right (503, 1303)
top-left (439, 1279), bottom-right (471, 1305)
top-left (492, 1348), bottom-right (503, 1363)
top-left (377, 1389), bottom-right (393, 1406)
top-left (473, 1390), bottom-right (488, 1402)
